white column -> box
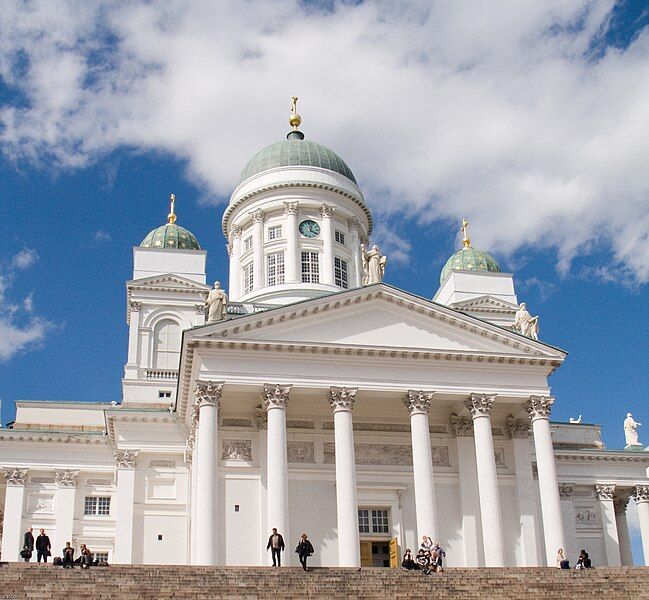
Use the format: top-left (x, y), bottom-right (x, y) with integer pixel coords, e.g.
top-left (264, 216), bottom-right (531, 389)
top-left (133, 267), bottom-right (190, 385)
top-left (113, 451), bottom-right (139, 564)
top-left (465, 394), bottom-right (505, 566)
top-left (507, 417), bottom-right (540, 566)
top-left (1, 468), bottom-right (28, 562)
top-left (229, 227), bottom-right (243, 300)
top-left (54, 470), bottom-right (78, 553)
top-left (404, 391), bottom-right (439, 542)
top-left (284, 202), bottom-right (299, 283)
top-left (187, 404), bottom-right (199, 564)
top-left (125, 301), bottom-right (141, 375)
top-left (251, 209), bottom-right (264, 290)
top-left (330, 387), bottom-right (360, 567)
top-left (348, 218), bottom-right (363, 288)
top-left (525, 396), bottom-right (565, 566)
top-left (451, 416), bottom-right (483, 566)
top-left (634, 485), bottom-right (649, 566)
top-left (264, 384), bottom-right (291, 565)
top-left (321, 204), bottom-right (335, 286)
top-left (614, 496), bottom-right (634, 566)
top-left (596, 484), bottom-right (621, 566)
top-left (558, 483), bottom-right (578, 564)
top-left (193, 381), bottom-right (222, 566)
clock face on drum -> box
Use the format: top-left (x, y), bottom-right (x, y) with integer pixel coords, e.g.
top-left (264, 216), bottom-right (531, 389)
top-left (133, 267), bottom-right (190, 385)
top-left (299, 219), bottom-right (321, 238)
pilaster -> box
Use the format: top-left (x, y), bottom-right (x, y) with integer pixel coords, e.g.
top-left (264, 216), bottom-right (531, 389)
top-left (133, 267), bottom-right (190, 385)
top-left (251, 209), bottom-right (264, 291)
top-left (54, 470), bottom-right (78, 553)
top-left (284, 202), bottom-right (299, 283)
top-left (634, 485), bottom-right (649, 566)
top-left (595, 484), bottom-right (621, 566)
top-left (320, 204), bottom-right (336, 286)
top-left (1, 468), bottom-right (28, 562)
top-left (614, 494), bottom-right (634, 566)
top-left (558, 483), bottom-right (578, 564)
top-left (113, 451), bottom-right (139, 564)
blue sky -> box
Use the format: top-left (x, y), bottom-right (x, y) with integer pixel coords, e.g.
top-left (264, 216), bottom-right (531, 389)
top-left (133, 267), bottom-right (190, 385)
top-left (1, 0), bottom-right (648, 562)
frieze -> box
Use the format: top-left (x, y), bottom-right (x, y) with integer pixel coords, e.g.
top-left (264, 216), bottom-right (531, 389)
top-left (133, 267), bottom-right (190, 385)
top-left (575, 506), bottom-right (598, 526)
top-left (287, 420), bottom-right (315, 430)
top-left (222, 440), bottom-right (252, 461)
top-left (149, 459), bottom-right (176, 468)
top-left (221, 418), bottom-right (253, 428)
top-left (494, 447), bottom-right (507, 468)
top-left (287, 441), bottom-right (315, 464)
top-left (27, 494), bottom-right (54, 514)
top-left (431, 446), bottom-right (451, 467)
top-left (86, 478), bottom-right (113, 486)
top-left (114, 450), bottom-right (139, 468)
top-left (322, 442), bottom-right (450, 467)
top-left (3, 467), bottom-right (28, 485)
top-left (55, 470), bottom-right (79, 487)
top-left (30, 476), bottom-right (55, 484)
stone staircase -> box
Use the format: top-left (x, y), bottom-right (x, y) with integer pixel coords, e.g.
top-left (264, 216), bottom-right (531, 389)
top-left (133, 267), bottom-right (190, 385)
top-left (0, 564), bottom-right (648, 599)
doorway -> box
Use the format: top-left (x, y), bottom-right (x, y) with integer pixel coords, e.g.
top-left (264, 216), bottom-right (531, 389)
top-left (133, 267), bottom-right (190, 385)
top-left (360, 540), bottom-right (391, 567)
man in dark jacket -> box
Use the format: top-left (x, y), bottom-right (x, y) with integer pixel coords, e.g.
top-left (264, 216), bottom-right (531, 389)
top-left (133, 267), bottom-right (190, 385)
top-left (266, 528), bottom-right (285, 567)
top-left (295, 533), bottom-right (314, 571)
top-left (22, 527), bottom-right (34, 562)
top-left (35, 529), bottom-right (51, 563)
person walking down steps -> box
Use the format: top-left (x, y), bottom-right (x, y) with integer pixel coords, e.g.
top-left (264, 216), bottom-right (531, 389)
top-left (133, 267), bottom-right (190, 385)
top-left (266, 528), bottom-right (285, 567)
top-left (295, 533), bottom-right (314, 571)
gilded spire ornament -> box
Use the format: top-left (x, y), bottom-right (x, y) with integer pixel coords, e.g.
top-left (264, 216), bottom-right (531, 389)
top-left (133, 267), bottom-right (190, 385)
top-left (168, 193), bottom-right (177, 224)
top-left (289, 96), bottom-right (301, 130)
top-left (461, 218), bottom-right (471, 248)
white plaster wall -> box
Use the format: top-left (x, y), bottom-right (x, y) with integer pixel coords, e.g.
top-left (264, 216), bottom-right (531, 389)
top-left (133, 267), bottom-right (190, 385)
top-left (221, 476), bottom-right (261, 566)
top-left (133, 247), bottom-right (207, 283)
top-left (435, 482), bottom-right (463, 566)
top-left (500, 483), bottom-right (521, 566)
top-left (434, 271), bottom-right (518, 306)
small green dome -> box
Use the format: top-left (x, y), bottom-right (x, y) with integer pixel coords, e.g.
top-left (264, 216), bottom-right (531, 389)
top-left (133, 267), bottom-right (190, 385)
top-left (140, 223), bottom-right (201, 250)
top-left (238, 133), bottom-right (357, 185)
top-left (440, 246), bottom-right (501, 284)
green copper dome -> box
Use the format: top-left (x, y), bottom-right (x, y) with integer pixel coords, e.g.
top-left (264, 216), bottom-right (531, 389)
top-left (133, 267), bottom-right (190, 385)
top-left (238, 132), bottom-right (357, 185)
top-left (140, 223), bottom-right (201, 250)
top-left (440, 246), bottom-right (501, 284)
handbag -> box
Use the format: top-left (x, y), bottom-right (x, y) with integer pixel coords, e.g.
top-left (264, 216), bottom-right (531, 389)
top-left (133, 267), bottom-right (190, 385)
top-left (20, 548), bottom-right (30, 559)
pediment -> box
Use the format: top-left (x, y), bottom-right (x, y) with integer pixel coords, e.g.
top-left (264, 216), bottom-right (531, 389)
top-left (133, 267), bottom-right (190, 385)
top-left (190, 286), bottom-right (564, 359)
top-left (450, 295), bottom-right (519, 313)
top-left (127, 273), bottom-right (211, 292)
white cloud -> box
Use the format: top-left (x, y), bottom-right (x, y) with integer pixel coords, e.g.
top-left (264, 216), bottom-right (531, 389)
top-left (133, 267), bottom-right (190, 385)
top-left (11, 249), bottom-right (38, 270)
top-left (1, 1), bottom-right (649, 281)
top-left (372, 222), bottom-right (412, 265)
top-left (94, 230), bottom-right (112, 243)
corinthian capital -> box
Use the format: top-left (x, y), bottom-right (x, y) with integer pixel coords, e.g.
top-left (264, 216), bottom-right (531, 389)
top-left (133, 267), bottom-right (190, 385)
top-left (558, 482), bottom-right (574, 499)
top-left (330, 387), bottom-right (357, 412)
top-left (55, 470), bottom-right (79, 488)
top-left (404, 390), bottom-right (434, 415)
top-left (195, 381), bottom-right (223, 408)
top-left (128, 300), bottom-right (142, 311)
top-left (283, 201), bottom-right (299, 215)
top-left (263, 384), bottom-right (291, 410)
top-left (635, 485), bottom-right (649, 504)
top-left (3, 467), bottom-right (28, 486)
top-left (320, 203), bottom-right (336, 218)
top-left (614, 495), bottom-right (630, 515)
top-left (506, 415), bottom-right (530, 439)
top-left (450, 414), bottom-right (474, 437)
top-left (251, 208), bottom-right (265, 223)
top-left (595, 483), bottom-right (615, 501)
top-left (524, 395), bottom-right (554, 420)
top-left (464, 393), bottom-right (495, 418)
top-left (114, 450), bottom-right (139, 469)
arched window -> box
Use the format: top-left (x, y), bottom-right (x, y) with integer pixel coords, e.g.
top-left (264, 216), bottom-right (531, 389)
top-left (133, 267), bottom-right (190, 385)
top-left (152, 319), bottom-right (181, 369)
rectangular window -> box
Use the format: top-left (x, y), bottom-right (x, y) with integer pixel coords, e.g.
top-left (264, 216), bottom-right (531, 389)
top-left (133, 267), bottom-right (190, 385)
top-left (334, 257), bottom-right (348, 289)
top-left (268, 225), bottom-right (282, 241)
top-left (243, 263), bottom-right (254, 295)
top-left (267, 252), bottom-right (285, 286)
top-left (334, 230), bottom-right (345, 245)
top-left (358, 509), bottom-right (370, 533)
top-left (158, 391), bottom-right (171, 399)
top-left (358, 508), bottom-right (389, 534)
top-left (301, 251), bottom-right (319, 283)
top-left (84, 496), bottom-right (111, 516)
top-left (94, 552), bottom-right (109, 563)
top-left (243, 236), bottom-right (253, 253)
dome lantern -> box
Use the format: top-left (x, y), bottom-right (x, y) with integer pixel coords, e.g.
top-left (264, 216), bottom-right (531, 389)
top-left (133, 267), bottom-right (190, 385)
top-left (140, 193), bottom-right (201, 250)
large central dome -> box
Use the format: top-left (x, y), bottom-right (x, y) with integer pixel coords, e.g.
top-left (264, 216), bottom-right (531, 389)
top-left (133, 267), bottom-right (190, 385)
top-left (237, 135), bottom-right (357, 186)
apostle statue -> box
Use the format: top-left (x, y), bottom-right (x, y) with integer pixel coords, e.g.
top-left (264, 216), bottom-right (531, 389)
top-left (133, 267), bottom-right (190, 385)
top-left (205, 281), bottom-right (228, 323)
top-left (361, 244), bottom-right (387, 285)
top-left (514, 302), bottom-right (539, 340)
top-left (624, 413), bottom-right (642, 447)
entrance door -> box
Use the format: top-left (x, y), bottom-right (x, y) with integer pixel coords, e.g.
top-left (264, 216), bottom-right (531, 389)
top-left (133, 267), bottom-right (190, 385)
top-left (360, 541), bottom-right (391, 567)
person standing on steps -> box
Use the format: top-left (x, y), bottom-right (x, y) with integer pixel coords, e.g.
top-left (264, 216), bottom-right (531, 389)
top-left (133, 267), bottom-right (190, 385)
top-left (22, 527), bottom-right (34, 562)
top-left (35, 528), bottom-right (51, 563)
top-left (295, 533), bottom-right (314, 571)
top-left (266, 528), bottom-right (285, 567)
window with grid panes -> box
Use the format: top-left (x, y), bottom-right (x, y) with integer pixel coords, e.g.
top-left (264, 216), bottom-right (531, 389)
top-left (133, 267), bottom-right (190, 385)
top-left (334, 257), bottom-right (348, 288)
top-left (268, 225), bottom-right (282, 241)
top-left (267, 252), bottom-right (285, 286)
top-left (243, 236), bottom-right (253, 252)
top-left (94, 552), bottom-right (109, 563)
top-left (301, 251), bottom-right (319, 283)
top-left (334, 230), bottom-right (345, 245)
top-left (358, 508), bottom-right (389, 533)
top-left (84, 496), bottom-right (111, 516)
top-left (358, 509), bottom-right (370, 533)
top-left (243, 263), bottom-right (254, 294)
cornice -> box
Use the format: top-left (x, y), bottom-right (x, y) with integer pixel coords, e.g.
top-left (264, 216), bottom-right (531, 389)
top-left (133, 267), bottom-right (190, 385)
top-left (555, 451), bottom-right (649, 463)
top-left (106, 413), bottom-right (178, 445)
top-left (0, 430), bottom-right (107, 445)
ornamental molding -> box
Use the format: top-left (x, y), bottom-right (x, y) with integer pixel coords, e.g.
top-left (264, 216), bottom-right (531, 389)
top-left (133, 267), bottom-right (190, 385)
top-left (525, 395), bottom-right (554, 420)
top-left (263, 384), bottom-right (291, 410)
top-left (558, 483), bottom-right (574, 499)
top-left (0, 430), bottom-right (107, 445)
top-left (195, 380), bottom-right (223, 408)
top-left (114, 450), bottom-right (139, 468)
top-left (55, 470), bottom-right (79, 488)
top-left (635, 485), bottom-right (649, 504)
top-left (320, 203), bottom-right (336, 218)
top-left (595, 484), bottom-right (615, 501)
top-left (128, 300), bottom-right (142, 311)
top-left (283, 201), bottom-right (299, 215)
top-left (450, 295), bottom-right (519, 315)
top-left (221, 439), bottom-right (253, 461)
top-left (233, 227), bottom-right (243, 238)
top-left (506, 415), bottom-right (531, 439)
top-left (347, 216), bottom-right (361, 231)
top-left (555, 452), bottom-right (649, 463)
top-left (404, 390), bottom-right (434, 415)
top-left (287, 441), bottom-right (316, 464)
top-left (127, 273), bottom-right (211, 292)
top-left (255, 408), bottom-right (268, 430)
top-left (450, 414), bottom-right (474, 437)
top-left (3, 467), bottom-right (28, 485)
top-left (250, 208), bottom-right (265, 223)
top-left (465, 393), bottom-right (495, 418)
top-left (330, 387), bottom-right (357, 412)
top-left (614, 495), bottom-right (630, 515)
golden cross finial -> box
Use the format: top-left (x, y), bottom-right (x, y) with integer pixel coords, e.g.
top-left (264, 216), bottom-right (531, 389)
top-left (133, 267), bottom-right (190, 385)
top-left (168, 193), bottom-right (177, 224)
top-left (289, 95), bottom-right (301, 129)
top-left (461, 218), bottom-right (471, 248)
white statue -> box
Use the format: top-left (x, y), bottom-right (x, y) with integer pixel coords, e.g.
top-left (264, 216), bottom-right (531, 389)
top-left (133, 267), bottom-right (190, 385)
top-left (361, 244), bottom-right (387, 285)
top-left (569, 415), bottom-right (582, 424)
top-left (624, 412), bottom-right (642, 447)
top-left (514, 302), bottom-right (539, 340)
top-left (205, 281), bottom-right (228, 323)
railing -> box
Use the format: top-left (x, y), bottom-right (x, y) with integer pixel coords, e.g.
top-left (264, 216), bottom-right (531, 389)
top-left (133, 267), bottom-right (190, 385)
top-left (226, 302), bottom-right (279, 316)
top-left (145, 369), bottom-right (178, 380)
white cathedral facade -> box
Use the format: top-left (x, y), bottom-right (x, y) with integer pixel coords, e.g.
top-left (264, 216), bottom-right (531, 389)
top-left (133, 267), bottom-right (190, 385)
top-left (1, 105), bottom-right (649, 569)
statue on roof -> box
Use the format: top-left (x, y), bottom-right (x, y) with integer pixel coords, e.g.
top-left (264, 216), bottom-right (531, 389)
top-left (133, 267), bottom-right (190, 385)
top-left (206, 281), bottom-right (228, 323)
top-left (361, 244), bottom-right (387, 285)
top-left (624, 413), bottom-right (642, 448)
top-left (514, 302), bottom-right (539, 340)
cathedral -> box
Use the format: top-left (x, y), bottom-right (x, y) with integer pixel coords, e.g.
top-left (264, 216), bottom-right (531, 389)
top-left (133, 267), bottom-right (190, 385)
top-left (1, 102), bottom-right (648, 569)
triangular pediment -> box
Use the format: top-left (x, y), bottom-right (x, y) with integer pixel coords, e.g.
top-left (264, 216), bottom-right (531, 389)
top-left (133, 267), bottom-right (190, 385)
top-left (189, 285), bottom-right (564, 358)
top-left (450, 295), bottom-right (519, 314)
top-left (127, 273), bottom-right (211, 292)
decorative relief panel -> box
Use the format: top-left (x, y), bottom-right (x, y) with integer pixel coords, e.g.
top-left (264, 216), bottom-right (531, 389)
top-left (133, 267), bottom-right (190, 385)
top-left (431, 446), bottom-right (451, 467)
top-left (30, 476), bottom-right (55, 484)
top-left (575, 506), bottom-right (598, 526)
top-left (287, 420), bottom-right (315, 430)
top-left (430, 425), bottom-right (448, 434)
top-left (221, 440), bottom-right (253, 461)
top-left (494, 447), bottom-right (507, 468)
top-left (321, 443), bottom-right (450, 467)
top-left (3, 468), bottom-right (28, 485)
top-left (86, 478), bottom-right (113, 486)
top-left (55, 470), bottom-right (79, 488)
top-left (221, 418), bottom-right (253, 428)
top-left (28, 494), bottom-right (54, 514)
top-left (149, 459), bottom-right (176, 468)
top-left (323, 442), bottom-right (336, 464)
top-left (287, 441), bottom-right (315, 464)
